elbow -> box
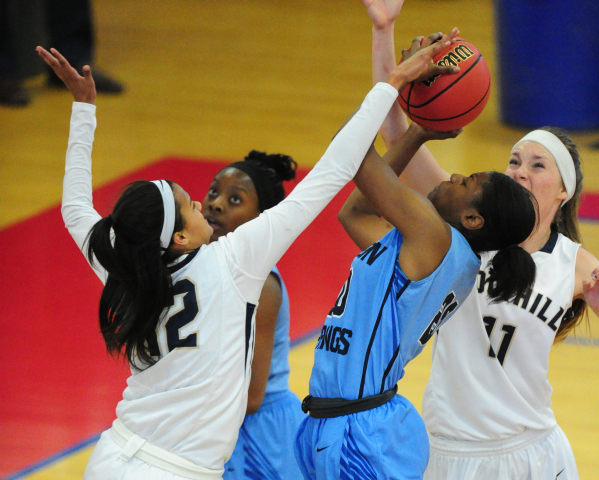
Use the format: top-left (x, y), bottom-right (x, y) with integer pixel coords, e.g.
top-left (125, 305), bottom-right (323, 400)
top-left (61, 204), bottom-right (72, 227)
top-left (246, 396), bottom-right (263, 415)
top-left (338, 205), bottom-right (360, 234)
top-left (338, 206), bottom-right (350, 229)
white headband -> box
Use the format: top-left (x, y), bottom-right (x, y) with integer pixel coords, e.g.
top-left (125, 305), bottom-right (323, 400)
top-left (513, 130), bottom-right (576, 206)
top-left (151, 180), bottom-right (176, 254)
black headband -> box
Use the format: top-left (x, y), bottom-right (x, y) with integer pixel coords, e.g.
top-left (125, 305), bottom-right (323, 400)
top-left (228, 161), bottom-right (277, 212)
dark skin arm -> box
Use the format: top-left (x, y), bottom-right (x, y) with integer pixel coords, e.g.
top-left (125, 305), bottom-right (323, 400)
top-left (246, 272), bottom-right (282, 415)
top-left (339, 123), bottom-right (461, 281)
top-left (339, 122), bottom-right (460, 246)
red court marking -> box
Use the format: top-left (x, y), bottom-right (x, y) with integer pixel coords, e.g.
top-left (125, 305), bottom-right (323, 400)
top-left (579, 192), bottom-right (599, 220)
top-left (0, 158), bottom-right (359, 477)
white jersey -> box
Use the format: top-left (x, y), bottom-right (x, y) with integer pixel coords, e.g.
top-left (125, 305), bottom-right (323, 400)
top-left (61, 83), bottom-right (399, 472)
top-left (423, 232), bottom-right (580, 441)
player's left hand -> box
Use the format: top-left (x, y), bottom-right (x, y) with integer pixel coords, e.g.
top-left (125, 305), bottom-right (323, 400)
top-left (409, 121), bottom-right (463, 141)
top-left (36, 46), bottom-right (96, 104)
top-left (582, 268), bottom-right (599, 310)
top-left (401, 28), bottom-right (461, 83)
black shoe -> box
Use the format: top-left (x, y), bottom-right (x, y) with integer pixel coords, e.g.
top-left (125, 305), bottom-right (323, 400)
top-left (47, 65), bottom-right (124, 94)
top-left (0, 78), bottom-right (31, 107)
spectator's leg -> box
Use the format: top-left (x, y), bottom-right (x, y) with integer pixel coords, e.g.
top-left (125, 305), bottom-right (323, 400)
top-left (0, 0), bottom-right (47, 106)
top-left (46, 0), bottom-right (123, 93)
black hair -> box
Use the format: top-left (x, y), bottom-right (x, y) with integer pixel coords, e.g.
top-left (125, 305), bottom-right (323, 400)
top-left (85, 180), bottom-right (185, 369)
top-left (229, 150), bottom-right (297, 211)
top-left (538, 126), bottom-right (587, 343)
top-left (458, 172), bottom-right (539, 304)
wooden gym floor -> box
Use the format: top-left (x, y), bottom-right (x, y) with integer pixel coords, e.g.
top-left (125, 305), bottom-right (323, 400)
top-left (0, 0), bottom-right (598, 478)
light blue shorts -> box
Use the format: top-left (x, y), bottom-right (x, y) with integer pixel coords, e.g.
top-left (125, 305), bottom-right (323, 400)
top-left (224, 389), bottom-right (305, 479)
top-left (294, 394), bottom-right (429, 480)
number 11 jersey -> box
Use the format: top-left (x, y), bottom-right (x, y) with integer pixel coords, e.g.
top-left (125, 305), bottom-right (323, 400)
top-left (423, 231), bottom-right (580, 441)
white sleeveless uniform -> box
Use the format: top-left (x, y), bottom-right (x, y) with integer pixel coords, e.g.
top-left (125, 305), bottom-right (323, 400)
top-left (422, 233), bottom-right (581, 480)
top-left (60, 83), bottom-right (399, 480)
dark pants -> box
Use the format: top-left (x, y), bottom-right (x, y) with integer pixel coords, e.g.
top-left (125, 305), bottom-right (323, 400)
top-left (0, 0), bottom-right (93, 78)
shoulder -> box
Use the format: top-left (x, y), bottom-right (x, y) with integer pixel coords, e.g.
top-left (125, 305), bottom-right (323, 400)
top-left (448, 227), bottom-right (480, 265)
top-left (556, 232), bottom-right (581, 250)
top-left (576, 246), bottom-right (599, 265)
top-left (399, 220), bottom-right (452, 281)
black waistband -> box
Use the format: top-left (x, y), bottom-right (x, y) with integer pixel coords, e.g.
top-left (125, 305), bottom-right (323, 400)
top-left (301, 384), bottom-right (398, 419)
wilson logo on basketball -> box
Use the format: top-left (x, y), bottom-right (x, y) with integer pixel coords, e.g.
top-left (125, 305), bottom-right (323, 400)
top-left (423, 44), bottom-right (475, 87)
top-left (398, 37), bottom-right (490, 131)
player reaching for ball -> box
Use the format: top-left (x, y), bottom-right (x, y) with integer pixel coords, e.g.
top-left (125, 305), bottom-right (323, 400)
top-left (294, 31), bottom-right (542, 480)
top-left (361, 1), bottom-right (599, 479)
top-left (37, 36), bottom-right (454, 480)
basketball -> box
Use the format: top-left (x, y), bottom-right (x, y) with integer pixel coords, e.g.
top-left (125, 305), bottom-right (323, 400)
top-left (398, 38), bottom-right (491, 131)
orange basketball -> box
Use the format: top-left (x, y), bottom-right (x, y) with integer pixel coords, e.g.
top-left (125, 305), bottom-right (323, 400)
top-left (398, 38), bottom-right (491, 131)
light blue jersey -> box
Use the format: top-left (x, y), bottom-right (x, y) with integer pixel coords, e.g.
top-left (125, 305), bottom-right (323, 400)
top-left (309, 227), bottom-right (480, 400)
top-left (296, 227), bottom-right (480, 480)
top-left (225, 267), bottom-right (304, 480)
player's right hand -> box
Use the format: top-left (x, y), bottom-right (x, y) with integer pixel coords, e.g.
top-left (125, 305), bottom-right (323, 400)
top-left (400, 28), bottom-right (461, 84)
top-left (386, 29), bottom-right (458, 90)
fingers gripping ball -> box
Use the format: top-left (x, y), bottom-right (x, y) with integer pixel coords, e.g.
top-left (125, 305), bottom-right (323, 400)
top-left (399, 38), bottom-right (491, 131)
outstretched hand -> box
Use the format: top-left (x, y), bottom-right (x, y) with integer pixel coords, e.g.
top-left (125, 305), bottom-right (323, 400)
top-left (582, 268), bottom-right (599, 313)
top-left (386, 27), bottom-right (460, 90)
top-left (360, 0), bottom-right (404, 30)
top-left (36, 47), bottom-right (96, 104)
top-left (399, 28), bottom-right (461, 84)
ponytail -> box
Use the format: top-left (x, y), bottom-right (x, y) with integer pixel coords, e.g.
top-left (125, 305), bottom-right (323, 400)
top-left (85, 180), bottom-right (184, 369)
top-left (460, 172), bottom-right (538, 303)
top-left (226, 150), bottom-right (298, 211)
top-left (86, 214), bottom-right (129, 281)
top-left (487, 245), bottom-right (536, 303)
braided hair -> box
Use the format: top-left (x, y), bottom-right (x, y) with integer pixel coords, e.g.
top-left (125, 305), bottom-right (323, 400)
top-left (228, 150), bottom-right (297, 211)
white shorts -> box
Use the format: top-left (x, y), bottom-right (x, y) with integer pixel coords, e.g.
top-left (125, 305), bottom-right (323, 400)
top-left (424, 425), bottom-right (579, 480)
top-left (83, 429), bottom-right (223, 480)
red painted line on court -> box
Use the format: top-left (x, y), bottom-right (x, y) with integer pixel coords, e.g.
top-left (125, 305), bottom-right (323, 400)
top-left (0, 158), bottom-right (358, 477)
top-left (579, 192), bottom-right (599, 221)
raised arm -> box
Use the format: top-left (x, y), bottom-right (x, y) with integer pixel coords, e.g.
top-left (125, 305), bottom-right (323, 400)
top-left (341, 124), bottom-right (460, 280)
top-left (362, 0), bottom-right (451, 194)
top-left (353, 145), bottom-right (450, 282)
top-left (362, 0), bottom-right (407, 146)
top-left (37, 47), bottom-right (107, 282)
top-left (339, 122), bottom-right (460, 250)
